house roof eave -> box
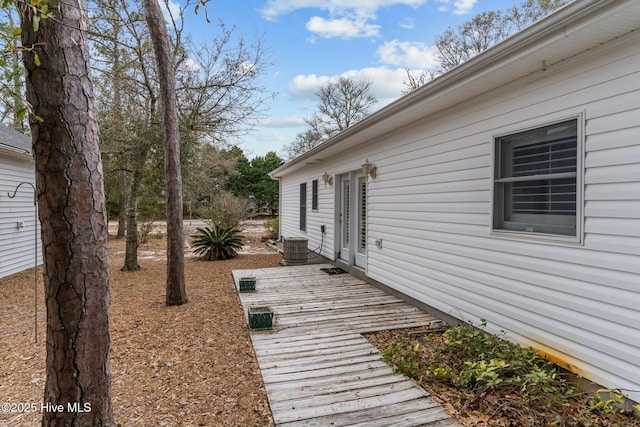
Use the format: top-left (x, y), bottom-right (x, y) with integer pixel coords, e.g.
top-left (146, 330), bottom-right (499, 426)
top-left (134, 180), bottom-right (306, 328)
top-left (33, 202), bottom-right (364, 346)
top-left (0, 142), bottom-right (33, 160)
top-left (270, 0), bottom-right (640, 179)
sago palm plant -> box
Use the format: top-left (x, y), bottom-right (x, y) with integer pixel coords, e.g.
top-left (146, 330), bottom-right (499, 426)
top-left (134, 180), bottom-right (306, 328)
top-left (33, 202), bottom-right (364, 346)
top-left (191, 226), bottom-right (244, 261)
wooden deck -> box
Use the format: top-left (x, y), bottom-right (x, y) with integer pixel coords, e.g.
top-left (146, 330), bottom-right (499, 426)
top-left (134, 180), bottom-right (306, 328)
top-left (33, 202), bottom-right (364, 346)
top-left (233, 264), bottom-right (461, 427)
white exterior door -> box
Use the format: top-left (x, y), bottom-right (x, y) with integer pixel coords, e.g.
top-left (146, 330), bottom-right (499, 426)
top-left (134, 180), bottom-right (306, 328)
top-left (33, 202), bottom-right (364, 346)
top-left (354, 175), bottom-right (367, 269)
top-left (339, 175), bottom-right (350, 262)
top-left (337, 172), bottom-right (367, 269)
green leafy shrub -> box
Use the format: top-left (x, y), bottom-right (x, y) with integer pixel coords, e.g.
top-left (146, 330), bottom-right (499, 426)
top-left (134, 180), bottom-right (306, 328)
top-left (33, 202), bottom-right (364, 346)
top-left (382, 337), bottom-right (421, 380)
top-left (263, 216), bottom-right (279, 240)
top-left (191, 226), bottom-right (244, 261)
top-left (381, 323), bottom-right (583, 423)
top-left (426, 323), bottom-right (567, 399)
top-left (379, 322), bottom-right (640, 425)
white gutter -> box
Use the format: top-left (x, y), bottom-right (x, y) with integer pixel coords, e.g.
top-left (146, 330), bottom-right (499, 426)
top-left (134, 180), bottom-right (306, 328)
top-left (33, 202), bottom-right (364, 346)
top-left (0, 142), bottom-right (32, 159)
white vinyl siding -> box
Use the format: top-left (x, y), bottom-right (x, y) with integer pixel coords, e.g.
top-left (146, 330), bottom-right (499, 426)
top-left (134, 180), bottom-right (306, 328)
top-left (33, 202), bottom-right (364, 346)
top-left (364, 33), bottom-right (640, 401)
top-left (276, 26), bottom-right (640, 402)
top-left (0, 153), bottom-right (41, 279)
top-left (280, 171), bottom-right (336, 259)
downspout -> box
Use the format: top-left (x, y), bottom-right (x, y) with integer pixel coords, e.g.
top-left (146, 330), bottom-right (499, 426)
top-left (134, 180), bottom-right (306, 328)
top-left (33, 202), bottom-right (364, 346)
top-left (276, 176), bottom-right (282, 241)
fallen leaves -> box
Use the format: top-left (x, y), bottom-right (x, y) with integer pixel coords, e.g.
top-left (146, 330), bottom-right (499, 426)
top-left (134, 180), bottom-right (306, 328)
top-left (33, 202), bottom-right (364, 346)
top-left (0, 233), bottom-right (281, 427)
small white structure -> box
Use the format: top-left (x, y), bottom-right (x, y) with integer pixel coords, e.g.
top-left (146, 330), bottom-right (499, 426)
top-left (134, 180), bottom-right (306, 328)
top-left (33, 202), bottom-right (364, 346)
top-left (0, 124), bottom-right (41, 279)
top-left (272, 0), bottom-right (640, 402)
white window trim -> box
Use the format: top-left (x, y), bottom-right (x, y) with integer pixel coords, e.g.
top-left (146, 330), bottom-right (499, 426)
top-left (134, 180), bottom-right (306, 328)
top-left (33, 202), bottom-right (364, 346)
top-left (490, 113), bottom-right (585, 245)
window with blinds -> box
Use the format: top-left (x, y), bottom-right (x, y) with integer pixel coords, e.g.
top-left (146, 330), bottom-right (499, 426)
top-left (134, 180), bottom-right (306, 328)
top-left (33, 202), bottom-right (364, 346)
top-left (494, 119), bottom-right (579, 236)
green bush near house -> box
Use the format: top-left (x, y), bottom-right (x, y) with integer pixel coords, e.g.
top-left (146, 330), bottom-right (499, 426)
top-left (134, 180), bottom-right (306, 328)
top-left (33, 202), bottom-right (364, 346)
top-left (381, 322), bottom-right (625, 425)
top-left (191, 226), bottom-right (244, 261)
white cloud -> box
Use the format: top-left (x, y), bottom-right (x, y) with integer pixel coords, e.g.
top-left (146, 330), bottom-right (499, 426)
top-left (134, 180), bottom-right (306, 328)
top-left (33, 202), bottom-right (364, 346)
top-left (452, 0), bottom-right (476, 15)
top-left (436, 0), bottom-right (476, 15)
top-left (255, 130), bottom-right (288, 142)
top-left (160, 0), bottom-right (182, 24)
top-left (342, 67), bottom-right (412, 105)
top-left (177, 58), bottom-right (203, 73)
top-left (260, 0), bottom-right (427, 21)
top-left (288, 66), bottom-right (419, 108)
top-left (259, 0), bottom-right (427, 39)
top-left (306, 16), bottom-right (380, 39)
top-left (289, 74), bottom-right (333, 100)
top-left (259, 116), bottom-right (308, 128)
top-left (377, 40), bottom-right (438, 68)
top-left (399, 17), bottom-right (414, 30)
top-left (254, 65), bottom-right (431, 157)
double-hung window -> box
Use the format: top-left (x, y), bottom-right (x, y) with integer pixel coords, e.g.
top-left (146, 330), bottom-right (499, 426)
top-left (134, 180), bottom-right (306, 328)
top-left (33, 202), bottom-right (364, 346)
top-left (493, 118), bottom-right (581, 238)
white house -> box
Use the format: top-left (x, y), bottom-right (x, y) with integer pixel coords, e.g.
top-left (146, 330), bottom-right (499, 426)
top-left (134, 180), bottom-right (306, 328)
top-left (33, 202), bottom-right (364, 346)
top-left (271, 0), bottom-right (640, 403)
top-left (0, 124), bottom-right (41, 279)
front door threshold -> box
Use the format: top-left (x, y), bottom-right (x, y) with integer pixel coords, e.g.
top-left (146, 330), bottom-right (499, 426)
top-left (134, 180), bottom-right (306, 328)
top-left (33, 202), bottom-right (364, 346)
top-left (334, 259), bottom-right (366, 281)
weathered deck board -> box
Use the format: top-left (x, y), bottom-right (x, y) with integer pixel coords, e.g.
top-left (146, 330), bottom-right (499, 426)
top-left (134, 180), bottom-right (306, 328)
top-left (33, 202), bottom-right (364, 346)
top-left (278, 400), bottom-right (454, 427)
top-left (233, 263), bottom-right (460, 427)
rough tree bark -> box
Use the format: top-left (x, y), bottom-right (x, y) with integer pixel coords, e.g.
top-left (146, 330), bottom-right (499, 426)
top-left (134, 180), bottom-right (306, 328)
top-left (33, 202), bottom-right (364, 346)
top-left (142, 0), bottom-right (187, 305)
top-left (19, 0), bottom-right (115, 426)
top-left (121, 139), bottom-right (151, 272)
top-left (122, 167), bottom-right (142, 271)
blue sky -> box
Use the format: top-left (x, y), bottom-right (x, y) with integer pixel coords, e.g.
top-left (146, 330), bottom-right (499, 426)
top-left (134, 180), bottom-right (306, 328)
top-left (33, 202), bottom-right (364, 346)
top-left (180, 0), bottom-right (516, 158)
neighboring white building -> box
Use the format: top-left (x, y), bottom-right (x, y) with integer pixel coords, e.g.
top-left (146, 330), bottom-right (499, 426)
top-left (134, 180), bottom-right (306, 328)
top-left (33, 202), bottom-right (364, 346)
top-left (0, 124), bottom-right (41, 279)
top-left (272, 0), bottom-right (640, 403)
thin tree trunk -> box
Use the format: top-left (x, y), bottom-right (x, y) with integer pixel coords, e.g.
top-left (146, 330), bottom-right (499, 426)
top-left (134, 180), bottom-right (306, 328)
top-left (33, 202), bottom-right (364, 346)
top-left (142, 0), bottom-right (187, 305)
top-left (114, 36), bottom-right (126, 240)
top-left (19, 1), bottom-right (115, 425)
top-left (117, 169), bottom-right (126, 238)
top-left (122, 167), bottom-right (142, 271)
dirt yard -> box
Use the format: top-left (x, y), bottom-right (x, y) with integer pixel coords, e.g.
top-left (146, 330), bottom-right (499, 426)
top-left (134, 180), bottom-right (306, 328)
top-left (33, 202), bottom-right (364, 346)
top-left (0, 222), bottom-right (281, 427)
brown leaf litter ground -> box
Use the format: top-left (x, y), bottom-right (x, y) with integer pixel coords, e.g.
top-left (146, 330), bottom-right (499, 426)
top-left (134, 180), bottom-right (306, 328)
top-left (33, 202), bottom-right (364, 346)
top-left (0, 224), bottom-right (281, 427)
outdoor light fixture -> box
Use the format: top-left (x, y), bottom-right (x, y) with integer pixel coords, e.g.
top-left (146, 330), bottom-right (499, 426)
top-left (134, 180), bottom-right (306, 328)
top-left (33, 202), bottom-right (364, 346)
top-left (362, 159), bottom-right (377, 179)
top-left (322, 171), bottom-right (333, 186)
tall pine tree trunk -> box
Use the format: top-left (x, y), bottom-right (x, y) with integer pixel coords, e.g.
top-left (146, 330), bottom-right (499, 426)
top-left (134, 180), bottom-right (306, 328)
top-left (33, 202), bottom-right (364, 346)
top-left (19, 1), bottom-right (115, 425)
top-left (142, 0), bottom-right (187, 305)
top-left (114, 37), bottom-right (126, 239)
